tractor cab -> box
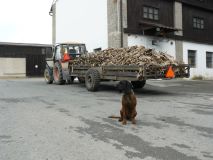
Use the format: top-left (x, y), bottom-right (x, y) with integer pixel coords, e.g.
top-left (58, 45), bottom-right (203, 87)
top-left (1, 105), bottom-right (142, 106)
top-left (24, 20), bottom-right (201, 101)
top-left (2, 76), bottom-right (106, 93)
top-left (44, 42), bottom-right (87, 84)
top-left (53, 42), bottom-right (87, 62)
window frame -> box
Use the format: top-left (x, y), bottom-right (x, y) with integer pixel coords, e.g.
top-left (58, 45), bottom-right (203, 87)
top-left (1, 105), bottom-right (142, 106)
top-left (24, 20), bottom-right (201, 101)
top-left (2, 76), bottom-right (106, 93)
top-left (143, 6), bottom-right (159, 21)
top-left (193, 17), bottom-right (204, 30)
top-left (206, 52), bottom-right (213, 68)
top-left (55, 45), bottom-right (62, 60)
top-left (188, 50), bottom-right (197, 68)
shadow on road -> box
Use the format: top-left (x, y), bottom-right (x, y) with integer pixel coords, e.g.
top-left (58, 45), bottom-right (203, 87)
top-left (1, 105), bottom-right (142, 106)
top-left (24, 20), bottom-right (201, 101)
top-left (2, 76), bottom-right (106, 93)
top-left (40, 80), bottom-right (179, 97)
top-left (98, 83), bottom-right (177, 97)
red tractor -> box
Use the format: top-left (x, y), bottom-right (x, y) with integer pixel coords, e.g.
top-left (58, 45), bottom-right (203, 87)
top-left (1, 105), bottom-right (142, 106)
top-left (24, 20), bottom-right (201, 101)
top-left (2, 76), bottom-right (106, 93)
top-left (44, 42), bottom-right (87, 84)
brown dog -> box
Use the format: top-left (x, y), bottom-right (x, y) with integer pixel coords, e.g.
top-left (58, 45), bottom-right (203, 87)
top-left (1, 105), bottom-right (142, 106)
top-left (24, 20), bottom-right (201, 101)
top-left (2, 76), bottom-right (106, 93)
top-left (109, 80), bottom-right (137, 125)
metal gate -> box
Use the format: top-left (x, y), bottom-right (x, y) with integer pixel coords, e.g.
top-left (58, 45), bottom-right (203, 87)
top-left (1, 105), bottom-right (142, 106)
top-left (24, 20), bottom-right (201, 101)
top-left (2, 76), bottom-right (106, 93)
top-left (26, 55), bottom-right (46, 77)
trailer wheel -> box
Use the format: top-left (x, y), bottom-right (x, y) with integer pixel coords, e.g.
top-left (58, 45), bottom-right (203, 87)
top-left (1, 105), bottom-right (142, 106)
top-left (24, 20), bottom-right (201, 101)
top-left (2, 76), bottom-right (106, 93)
top-left (85, 69), bottom-right (100, 91)
top-left (53, 62), bottom-right (65, 85)
top-left (44, 66), bottom-right (53, 84)
top-left (131, 80), bottom-right (146, 89)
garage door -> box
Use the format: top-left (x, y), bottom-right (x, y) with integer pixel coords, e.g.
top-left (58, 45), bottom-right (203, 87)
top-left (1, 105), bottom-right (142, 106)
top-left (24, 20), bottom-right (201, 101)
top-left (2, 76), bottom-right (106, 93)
top-left (26, 55), bottom-right (46, 77)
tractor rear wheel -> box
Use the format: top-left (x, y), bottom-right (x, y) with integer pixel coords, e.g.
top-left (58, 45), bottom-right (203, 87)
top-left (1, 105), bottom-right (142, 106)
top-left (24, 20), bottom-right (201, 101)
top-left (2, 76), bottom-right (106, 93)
top-left (85, 69), bottom-right (100, 91)
top-left (53, 62), bottom-right (65, 85)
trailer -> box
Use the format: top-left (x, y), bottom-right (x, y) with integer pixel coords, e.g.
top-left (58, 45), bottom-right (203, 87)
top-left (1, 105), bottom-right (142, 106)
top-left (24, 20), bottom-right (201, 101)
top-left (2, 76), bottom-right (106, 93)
top-left (44, 43), bottom-right (190, 91)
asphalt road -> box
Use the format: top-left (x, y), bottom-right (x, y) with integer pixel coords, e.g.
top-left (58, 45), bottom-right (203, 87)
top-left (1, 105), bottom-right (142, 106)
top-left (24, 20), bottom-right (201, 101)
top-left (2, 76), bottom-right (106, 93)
top-left (0, 78), bottom-right (213, 160)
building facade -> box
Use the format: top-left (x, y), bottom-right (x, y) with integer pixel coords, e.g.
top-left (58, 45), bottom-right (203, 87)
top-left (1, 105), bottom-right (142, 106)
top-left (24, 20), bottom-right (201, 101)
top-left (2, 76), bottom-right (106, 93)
top-left (0, 42), bottom-right (52, 77)
top-left (108, 0), bottom-right (213, 79)
top-left (51, 0), bottom-right (213, 79)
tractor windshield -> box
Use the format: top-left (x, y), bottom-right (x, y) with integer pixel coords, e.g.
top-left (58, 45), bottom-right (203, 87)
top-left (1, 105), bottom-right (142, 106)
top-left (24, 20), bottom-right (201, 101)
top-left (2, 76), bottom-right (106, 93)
top-left (53, 43), bottom-right (87, 61)
top-left (68, 44), bottom-right (86, 57)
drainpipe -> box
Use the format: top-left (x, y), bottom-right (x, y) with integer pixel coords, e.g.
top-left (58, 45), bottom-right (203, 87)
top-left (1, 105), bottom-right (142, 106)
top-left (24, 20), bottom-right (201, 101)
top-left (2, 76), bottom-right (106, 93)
top-left (120, 0), bottom-right (123, 48)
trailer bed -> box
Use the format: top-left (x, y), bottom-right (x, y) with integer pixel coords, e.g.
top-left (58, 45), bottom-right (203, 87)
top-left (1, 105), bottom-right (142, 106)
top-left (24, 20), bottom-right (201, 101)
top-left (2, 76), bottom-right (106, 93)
top-left (69, 64), bottom-right (190, 81)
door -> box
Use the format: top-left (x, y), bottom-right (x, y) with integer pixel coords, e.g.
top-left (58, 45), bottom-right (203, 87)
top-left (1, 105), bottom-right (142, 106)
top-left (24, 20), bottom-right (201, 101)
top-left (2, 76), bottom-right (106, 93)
top-left (26, 55), bottom-right (46, 77)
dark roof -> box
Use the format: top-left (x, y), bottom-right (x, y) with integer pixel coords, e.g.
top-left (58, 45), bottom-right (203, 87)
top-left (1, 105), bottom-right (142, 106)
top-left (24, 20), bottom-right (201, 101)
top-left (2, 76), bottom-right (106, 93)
top-left (0, 42), bottom-right (52, 47)
top-left (56, 42), bottom-right (85, 45)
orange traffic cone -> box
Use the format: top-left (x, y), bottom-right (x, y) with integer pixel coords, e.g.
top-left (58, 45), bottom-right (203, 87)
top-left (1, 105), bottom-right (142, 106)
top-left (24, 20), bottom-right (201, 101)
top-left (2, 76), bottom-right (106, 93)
top-left (165, 66), bottom-right (175, 78)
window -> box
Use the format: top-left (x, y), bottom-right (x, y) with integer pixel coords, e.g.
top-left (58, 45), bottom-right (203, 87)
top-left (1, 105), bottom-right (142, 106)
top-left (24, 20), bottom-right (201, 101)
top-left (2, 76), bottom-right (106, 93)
top-left (143, 6), bottom-right (159, 21)
top-left (42, 48), bottom-right (46, 55)
top-left (206, 52), bottom-right (213, 68)
top-left (188, 50), bottom-right (196, 68)
top-left (55, 46), bottom-right (62, 60)
top-left (193, 17), bottom-right (204, 29)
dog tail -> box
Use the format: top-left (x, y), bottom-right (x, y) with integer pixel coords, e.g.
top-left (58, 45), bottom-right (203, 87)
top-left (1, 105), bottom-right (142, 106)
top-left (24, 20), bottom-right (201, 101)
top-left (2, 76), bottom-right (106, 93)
top-left (108, 115), bottom-right (120, 119)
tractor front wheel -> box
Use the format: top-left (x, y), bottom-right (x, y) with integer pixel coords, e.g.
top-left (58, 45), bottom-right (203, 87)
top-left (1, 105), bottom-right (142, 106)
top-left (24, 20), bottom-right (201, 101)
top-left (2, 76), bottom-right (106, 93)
top-left (44, 66), bottom-right (53, 84)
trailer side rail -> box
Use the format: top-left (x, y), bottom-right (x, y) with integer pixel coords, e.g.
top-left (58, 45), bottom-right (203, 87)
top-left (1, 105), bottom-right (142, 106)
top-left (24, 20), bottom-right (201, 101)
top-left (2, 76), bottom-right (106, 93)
top-left (69, 64), bottom-right (190, 81)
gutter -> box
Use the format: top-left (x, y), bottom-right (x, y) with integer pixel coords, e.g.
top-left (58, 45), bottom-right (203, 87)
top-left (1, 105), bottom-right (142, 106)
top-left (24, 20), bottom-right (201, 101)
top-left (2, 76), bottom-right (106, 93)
top-left (120, 0), bottom-right (123, 48)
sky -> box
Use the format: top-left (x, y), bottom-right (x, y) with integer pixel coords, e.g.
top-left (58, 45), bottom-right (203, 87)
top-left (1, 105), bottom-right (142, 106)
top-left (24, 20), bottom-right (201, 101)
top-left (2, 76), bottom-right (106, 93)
top-left (0, 0), bottom-right (53, 44)
top-left (0, 0), bottom-right (108, 51)
top-left (55, 0), bottom-right (107, 52)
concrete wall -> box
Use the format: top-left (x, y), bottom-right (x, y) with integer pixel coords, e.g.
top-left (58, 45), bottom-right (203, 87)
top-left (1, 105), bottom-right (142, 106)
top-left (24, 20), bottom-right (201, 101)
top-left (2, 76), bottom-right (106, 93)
top-left (174, 1), bottom-right (183, 36)
top-left (55, 0), bottom-right (107, 52)
top-left (107, 0), bottom-right (121, 48)
top-left (175, 40), bottom-right (183, 62)
top-left (107, 0), bottom-right (128, 48)
top-left (183, 42), bottom-right (213, 79)
top-left (0, 58), bottom-right (26, 77)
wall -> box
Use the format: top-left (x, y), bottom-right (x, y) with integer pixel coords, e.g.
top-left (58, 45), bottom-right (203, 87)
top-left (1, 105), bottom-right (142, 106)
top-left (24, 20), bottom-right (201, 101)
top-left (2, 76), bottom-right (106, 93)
top-left (55, 0), bottom-right (107, 52)
top-left (126, 0), bottom-right (174, 34)
top-left (174, 1), bottom-right (183, 36)
top-left (128, 34), bottom-right (176, 58)
top-left (107, 0), bottom-right (128, 48)
top-left (183, 42), bottom-right (213, 79)
top-left (182, 4), bottom-right (213, 44)
top-left (179, 0), bottom-right (213, 11)
top-left (0, 58), bottom-right (26, 77)
top-left (107, 0), bottom-right (122, 48)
